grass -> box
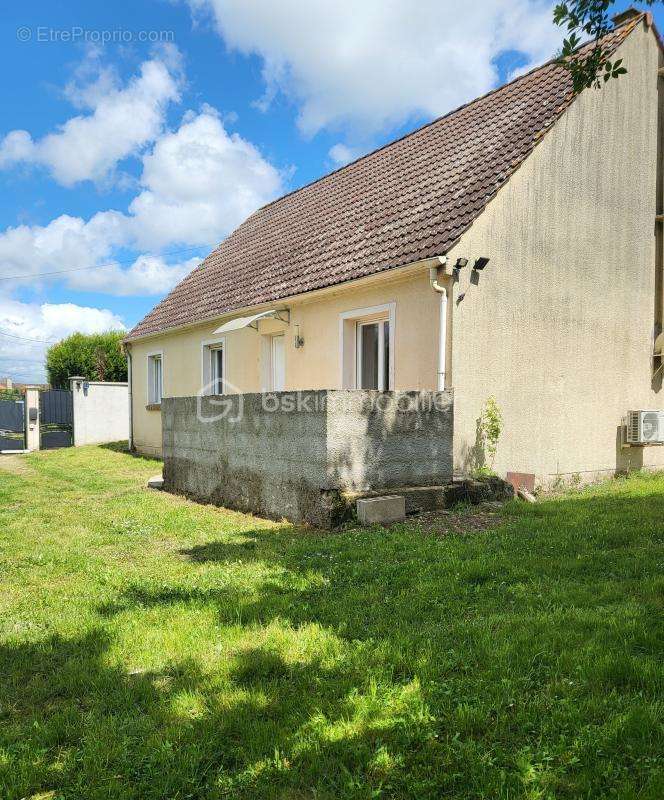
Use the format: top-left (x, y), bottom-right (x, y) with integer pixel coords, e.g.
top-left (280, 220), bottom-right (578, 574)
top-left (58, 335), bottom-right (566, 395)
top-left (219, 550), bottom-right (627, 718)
top-left (0, 446), bottom-right (663, 799)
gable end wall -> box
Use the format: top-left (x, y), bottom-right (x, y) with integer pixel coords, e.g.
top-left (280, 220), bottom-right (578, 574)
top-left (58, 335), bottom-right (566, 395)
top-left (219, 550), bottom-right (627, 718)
top-left (450, 21), bottom-right (664, 483)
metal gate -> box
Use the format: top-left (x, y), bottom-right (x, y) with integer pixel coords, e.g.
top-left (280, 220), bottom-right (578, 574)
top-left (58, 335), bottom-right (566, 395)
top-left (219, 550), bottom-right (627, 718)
top-left (0, 399), bottom-right (25, 451)
top-left (40, 390), bottom-right (73, 449)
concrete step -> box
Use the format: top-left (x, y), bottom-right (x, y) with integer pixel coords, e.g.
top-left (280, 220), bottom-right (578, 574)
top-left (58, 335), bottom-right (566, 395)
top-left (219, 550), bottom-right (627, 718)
top-left (346, 476), bottom-right (514, 518)
top-left (147, 475), bottom-right (164, 490)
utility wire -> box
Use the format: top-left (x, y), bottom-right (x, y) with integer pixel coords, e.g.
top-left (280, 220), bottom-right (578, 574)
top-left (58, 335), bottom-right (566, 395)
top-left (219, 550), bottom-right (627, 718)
top-left (0, 246), bottom-right (205, 347)
top-left (0, 245), bottom-right (204, 283)
top-left (0, 356), bottom-right (46, 364)
top-left (0, 330), bottom-right (56, 344)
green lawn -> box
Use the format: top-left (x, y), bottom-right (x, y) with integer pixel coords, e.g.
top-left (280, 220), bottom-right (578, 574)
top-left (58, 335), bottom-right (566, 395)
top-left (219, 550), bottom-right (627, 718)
top-left (0, 447), bottom-right (663, 800)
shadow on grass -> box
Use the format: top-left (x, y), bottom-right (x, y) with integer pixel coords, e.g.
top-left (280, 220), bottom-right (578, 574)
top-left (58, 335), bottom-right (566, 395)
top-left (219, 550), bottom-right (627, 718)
top-left (0, 626), bottom-right (436, 799)
top-left (98, 483), bottom-right (664, 654)
top-left (3, 481), bottom-right (664, 798)
top-left (99, 440), bottom-right (163, 462)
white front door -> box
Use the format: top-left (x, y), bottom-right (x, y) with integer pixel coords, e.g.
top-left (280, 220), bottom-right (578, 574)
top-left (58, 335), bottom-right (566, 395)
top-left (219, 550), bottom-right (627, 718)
top-left (271, 335), bottom-right (285, 391)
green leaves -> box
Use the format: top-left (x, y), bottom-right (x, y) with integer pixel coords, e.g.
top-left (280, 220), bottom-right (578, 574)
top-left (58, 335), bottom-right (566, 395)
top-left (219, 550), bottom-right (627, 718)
top-left (553, 4), bottom-right (571, 27)
top-left (603, 57), bottom-right (627, 82)
top-left (478, 396), bottom-right (503, 469)
top-left (552, 0), bottom-right (656, 94)
top-left (45, 330), bottom-right (127, 389)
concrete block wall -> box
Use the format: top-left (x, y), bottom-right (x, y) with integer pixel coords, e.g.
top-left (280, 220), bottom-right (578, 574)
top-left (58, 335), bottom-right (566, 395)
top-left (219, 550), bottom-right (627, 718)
top-left (162, 389), bottom-right (453, 527)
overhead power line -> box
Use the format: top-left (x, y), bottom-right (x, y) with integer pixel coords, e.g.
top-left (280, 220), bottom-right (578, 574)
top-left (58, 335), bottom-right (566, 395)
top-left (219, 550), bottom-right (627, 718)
top-left (0, 245), bottom-right (204, 283)
top-left (0, 355), bottom-right (46, 364)
top-left (0, 330), bottom-right (56, 344)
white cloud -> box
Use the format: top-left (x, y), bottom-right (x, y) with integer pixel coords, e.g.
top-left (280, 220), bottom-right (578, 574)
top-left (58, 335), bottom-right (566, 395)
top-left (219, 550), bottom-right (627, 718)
top-left (0, 49), bottom-right (182, 186)
top-left (0, 296), bottom-right (125, 382)
top-left (0, 130), bottom-right (34, 167)
top-left (0, 211), bottom-right (128, 283)
top-left (0, 106), bottom-right (282, 295)
top-left (0, 213), bottom-right (200, 297)
top-left (67, 254), bottom-right (201, 296)
top-left (188, 0), bottom-right (560, 137)
top-left (128, 105), bottom-right (283, 249)
top-left (328, 143), bottom-right (359, 167)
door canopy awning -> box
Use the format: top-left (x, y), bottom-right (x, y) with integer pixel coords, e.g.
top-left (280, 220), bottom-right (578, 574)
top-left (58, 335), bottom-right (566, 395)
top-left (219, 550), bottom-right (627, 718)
top-left (213, 308), bottom-right (290, 335)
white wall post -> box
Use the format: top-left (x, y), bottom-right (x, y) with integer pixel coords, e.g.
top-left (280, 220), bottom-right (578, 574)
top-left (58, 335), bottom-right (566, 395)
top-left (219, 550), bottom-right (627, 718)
top-left (24, 386), bottom-right (40, 451)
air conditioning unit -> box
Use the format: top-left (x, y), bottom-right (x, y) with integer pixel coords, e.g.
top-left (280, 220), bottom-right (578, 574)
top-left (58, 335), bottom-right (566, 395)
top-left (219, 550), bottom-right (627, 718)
top-left (625, 410), bottom-right (664, 445)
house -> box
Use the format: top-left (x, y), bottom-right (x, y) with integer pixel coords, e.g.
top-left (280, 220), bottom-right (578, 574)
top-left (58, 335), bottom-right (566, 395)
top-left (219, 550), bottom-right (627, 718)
top-left (125, 10), bottom-right (664, 490)
top-left (0, 379), bottom-right (47, 394)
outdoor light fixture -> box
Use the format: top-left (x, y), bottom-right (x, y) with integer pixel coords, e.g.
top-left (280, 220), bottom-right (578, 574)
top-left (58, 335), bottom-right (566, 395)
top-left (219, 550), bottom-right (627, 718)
top-left (294, 324), bottom-right (305, 349)
top-left (454, 257), bottom-right (468, 269)
top-left (473, 257), bottom-right (490, 270)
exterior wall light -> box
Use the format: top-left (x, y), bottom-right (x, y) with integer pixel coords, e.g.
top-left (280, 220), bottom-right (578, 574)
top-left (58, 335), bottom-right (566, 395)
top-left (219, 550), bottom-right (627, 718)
top-left (455, 257), bottom-right (469, 269)
top-left (294, 324), bottom-right (305, 349)
top-left (473, 257), bottom-right (490, 270)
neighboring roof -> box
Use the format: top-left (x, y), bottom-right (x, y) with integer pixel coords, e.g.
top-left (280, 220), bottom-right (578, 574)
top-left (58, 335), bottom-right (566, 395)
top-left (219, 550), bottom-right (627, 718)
top-left (128, 15), bottom-right (644, 340)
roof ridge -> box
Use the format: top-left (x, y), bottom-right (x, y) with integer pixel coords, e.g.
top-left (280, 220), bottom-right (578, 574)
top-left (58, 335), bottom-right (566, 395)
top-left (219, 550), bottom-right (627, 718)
top-left (254, 12), bottom-right (645, 216)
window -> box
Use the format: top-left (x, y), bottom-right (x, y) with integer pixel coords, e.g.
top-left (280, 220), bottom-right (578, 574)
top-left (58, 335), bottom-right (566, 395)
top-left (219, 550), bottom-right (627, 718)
top-left (201, 338), bottom-right (225, 395)
top-left (357, 319), bottom-right (390, 390)
top-left (147, 353), bottom-right (163, 405)
top-left (339, 303), bottom-right (395, 390)
top-left (210, 345), bottom-right (224, 394)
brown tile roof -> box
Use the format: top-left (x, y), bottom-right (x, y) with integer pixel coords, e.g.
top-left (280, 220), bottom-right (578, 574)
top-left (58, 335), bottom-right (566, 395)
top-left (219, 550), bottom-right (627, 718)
top-left (127, 16), bottom-right (642, 340)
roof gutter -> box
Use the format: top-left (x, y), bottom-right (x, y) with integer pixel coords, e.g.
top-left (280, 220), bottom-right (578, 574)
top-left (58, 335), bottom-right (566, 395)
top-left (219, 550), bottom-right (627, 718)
top-left (124, 251), bottom-right (454, 393)
top-left (124, 253), bottom-right (450, 344)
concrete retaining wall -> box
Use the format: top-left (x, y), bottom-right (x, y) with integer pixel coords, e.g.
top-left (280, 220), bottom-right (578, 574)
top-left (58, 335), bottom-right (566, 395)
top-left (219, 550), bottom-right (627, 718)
top-left (70, 379), bottom-right (129, 446)
top-left (162, 390), bottom-right (453, 527)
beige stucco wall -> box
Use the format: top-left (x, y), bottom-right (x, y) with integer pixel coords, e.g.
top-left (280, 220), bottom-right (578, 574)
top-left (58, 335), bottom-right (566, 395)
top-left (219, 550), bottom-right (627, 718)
top-left (128, 269), bottom-right (440, 455)
top-left (449, 19), bottom-right (664, 483)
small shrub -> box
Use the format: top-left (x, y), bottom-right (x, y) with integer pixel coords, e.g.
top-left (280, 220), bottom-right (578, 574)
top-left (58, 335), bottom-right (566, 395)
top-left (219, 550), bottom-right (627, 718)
top-left (471, 465), bottom-right (497, 480)
top-left (477, 396), bottom-right (503, 470)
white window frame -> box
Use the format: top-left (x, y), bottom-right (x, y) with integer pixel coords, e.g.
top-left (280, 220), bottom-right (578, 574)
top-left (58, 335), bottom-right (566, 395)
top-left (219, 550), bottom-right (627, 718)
top-left (201, 336), bottom-right (226, 395)
top-left (146, 350), bottom-right (164, 405)
top-left (339, 302), bottom-right (396, 390)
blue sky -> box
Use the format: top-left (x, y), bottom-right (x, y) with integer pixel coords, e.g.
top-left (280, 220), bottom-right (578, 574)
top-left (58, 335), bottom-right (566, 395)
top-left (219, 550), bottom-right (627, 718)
top-left (0, 0), bottom-right (655, 381)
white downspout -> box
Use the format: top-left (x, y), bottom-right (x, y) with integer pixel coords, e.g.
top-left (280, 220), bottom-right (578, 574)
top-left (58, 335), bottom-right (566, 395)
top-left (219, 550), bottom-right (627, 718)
top-left (429, 256), bottom-right (448, 391)
top-left (126, 345), bottom-right (134, 451)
